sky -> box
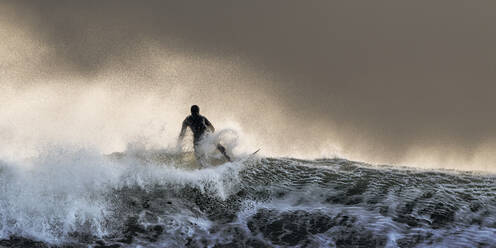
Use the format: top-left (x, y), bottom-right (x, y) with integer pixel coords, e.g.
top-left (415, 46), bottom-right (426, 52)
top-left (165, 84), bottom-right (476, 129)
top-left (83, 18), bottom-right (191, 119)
top-left (1, 0), bottom-right (495, 171)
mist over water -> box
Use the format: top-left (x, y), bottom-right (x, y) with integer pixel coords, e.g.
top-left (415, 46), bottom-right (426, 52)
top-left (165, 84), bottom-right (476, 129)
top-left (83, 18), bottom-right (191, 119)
top-left (2, 0), bottom-right (496, 171)
top-left (1, 76), bottom-right (495, 172)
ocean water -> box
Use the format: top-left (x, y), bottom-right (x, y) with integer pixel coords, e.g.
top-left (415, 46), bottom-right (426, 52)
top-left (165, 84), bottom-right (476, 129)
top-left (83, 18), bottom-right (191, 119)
top-left (0, 147), bottom-right (495, 248)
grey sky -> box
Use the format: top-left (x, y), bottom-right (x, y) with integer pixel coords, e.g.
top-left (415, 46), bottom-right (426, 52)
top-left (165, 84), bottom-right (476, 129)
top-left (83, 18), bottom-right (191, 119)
top-left (2, 0), bottom-right (496, 170)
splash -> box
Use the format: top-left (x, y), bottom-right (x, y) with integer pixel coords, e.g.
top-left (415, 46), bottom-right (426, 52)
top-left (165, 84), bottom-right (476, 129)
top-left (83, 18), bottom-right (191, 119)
top-left (0, 145), bottom-right (244, 245)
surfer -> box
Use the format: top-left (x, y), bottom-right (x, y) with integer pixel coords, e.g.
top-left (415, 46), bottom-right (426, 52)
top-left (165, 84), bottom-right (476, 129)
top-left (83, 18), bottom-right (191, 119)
top-left (178, 105), bottom-right (231, 162)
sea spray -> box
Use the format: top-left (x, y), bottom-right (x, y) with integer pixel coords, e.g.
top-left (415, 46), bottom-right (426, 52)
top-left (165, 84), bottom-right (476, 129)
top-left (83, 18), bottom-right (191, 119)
top-left (0, 144), bottom-right (246, 245)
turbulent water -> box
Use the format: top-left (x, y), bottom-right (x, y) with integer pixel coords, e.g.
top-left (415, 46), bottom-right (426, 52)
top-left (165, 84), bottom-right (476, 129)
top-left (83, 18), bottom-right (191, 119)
top-left (1, 148), bottom-right (496, 248)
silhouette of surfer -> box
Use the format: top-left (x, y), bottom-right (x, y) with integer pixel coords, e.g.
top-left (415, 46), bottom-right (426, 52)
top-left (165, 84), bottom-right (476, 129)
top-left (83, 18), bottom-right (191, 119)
top-left (178, 105), bottom-right (231, 162)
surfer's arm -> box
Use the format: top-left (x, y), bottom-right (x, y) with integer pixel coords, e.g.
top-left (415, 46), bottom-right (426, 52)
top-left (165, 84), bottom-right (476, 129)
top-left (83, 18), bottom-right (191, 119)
top-left (205, 118), bottom-right (215, 133)
top-left (178, 119), bottom-right (188, 141)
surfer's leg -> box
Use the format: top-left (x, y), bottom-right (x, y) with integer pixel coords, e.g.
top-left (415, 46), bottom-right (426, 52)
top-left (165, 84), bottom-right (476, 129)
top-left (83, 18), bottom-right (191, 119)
top-left (217, 144), bottom-right (231, 162)
top-left (193, 143), bottom-right (205, 167)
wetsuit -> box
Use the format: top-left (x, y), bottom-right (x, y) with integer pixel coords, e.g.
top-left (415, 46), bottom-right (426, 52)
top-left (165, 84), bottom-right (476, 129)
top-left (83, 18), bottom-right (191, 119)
top-left (179, 114), bottom-right (231, 161)
top-left (180, 114), bottom-right (213, 145)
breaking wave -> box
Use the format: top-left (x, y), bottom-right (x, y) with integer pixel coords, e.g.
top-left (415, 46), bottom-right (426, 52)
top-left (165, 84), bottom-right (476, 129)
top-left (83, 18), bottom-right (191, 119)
top-left (1, 146), bottom-right (496, 247)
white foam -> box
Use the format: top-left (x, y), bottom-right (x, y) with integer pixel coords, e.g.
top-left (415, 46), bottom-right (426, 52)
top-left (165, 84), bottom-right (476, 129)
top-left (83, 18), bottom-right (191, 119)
top-left (0, 144), bottom-right (245, 244)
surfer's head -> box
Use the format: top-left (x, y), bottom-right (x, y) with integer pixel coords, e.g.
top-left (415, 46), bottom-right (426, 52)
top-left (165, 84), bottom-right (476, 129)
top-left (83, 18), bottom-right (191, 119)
top-left (191, 105), bottom-right (200, 115)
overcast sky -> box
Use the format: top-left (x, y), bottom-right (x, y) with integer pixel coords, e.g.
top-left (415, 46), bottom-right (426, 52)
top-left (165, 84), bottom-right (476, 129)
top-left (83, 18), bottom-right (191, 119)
top-left (2, 0), bottom-right (495, 170)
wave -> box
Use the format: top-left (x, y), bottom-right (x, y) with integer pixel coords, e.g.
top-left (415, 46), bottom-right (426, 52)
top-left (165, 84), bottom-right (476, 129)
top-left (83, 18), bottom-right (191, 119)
top-left (1, 146), bottom-right (495, 247)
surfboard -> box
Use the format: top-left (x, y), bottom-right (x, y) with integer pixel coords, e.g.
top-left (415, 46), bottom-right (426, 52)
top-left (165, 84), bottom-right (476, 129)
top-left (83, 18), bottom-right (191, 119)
top-left (251, 148), bottom-right (261, 156)
top-left (233, 148), bottom-right (261, 163)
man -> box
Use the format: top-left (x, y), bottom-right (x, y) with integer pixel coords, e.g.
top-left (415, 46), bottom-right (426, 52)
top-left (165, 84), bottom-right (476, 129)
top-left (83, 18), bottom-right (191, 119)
top-left (178, 105), bottom-right (231, 162)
